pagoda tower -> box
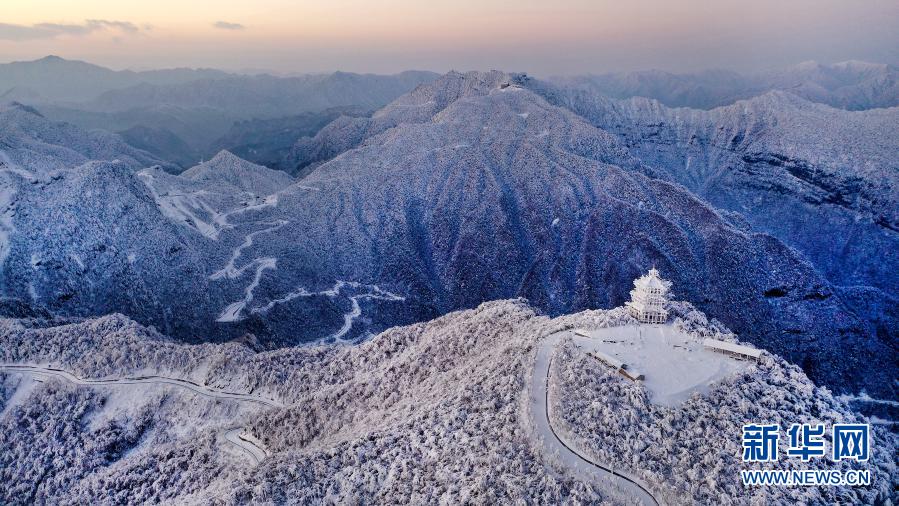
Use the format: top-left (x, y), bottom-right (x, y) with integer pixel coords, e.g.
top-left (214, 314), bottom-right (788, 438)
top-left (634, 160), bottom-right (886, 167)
top-left (626, 268), bottom-right (672, 324)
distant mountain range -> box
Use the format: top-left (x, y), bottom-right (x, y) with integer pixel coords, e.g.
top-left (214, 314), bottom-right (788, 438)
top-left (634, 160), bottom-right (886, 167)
top-left (532, 79), bottom-right (899, 293)
top-left (0, 56), bottom-right (438, 170)
top-left (1, 71), bottom-right (895, 401)
top-left (552, 60), bottom-right (899, 110)
top-left (0, 55), bottom-right (229, 103)
top-left (85, 70), bottom-right (440, 118)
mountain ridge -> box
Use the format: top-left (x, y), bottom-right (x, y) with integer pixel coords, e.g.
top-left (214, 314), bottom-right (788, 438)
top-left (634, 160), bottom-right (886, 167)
top-left (549, 60), bottom-right (899, 110)
top-left (0, 70), bottom-right (894, 401)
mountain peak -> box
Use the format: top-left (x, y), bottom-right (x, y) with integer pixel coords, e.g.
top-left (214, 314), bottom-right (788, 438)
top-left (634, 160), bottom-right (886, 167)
top-left (181, 150), bottom-right (293, 194)
top-left (209, 149), bottom-right (243, 165)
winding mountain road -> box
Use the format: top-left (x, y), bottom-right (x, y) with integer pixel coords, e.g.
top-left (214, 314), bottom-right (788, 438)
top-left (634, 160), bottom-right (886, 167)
top-left (224, 428), bottom-right (269, 464)
top-left (0, 363), bottom-right (282, 464)
top-left (529, 331), bottom-right (660, 506)
top-left (0, 364), bottom-right (283, 407)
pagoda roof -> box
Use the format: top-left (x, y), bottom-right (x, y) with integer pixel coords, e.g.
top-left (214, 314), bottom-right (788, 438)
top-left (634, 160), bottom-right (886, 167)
top-left (633, 268), bottom-right (672, 290)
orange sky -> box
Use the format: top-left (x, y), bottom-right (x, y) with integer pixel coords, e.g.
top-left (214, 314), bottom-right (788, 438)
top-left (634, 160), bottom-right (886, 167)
top-left (2, 0), bottom-right (897, 74)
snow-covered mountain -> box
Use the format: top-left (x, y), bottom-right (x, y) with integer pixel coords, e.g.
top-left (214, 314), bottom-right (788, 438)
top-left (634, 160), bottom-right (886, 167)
top-left (287, 70), bottom-right (519, 173)
top-left (1, 72), bottom-right (894, 400)
top-left (206, 106), bottom-right (368, 171)
top-left (2, 63), bottom-right (897, 501)
top-left (531, 81), bottom-right (899, 345)
top-left (1, 159), bottom-right (216, 338)
top-left (1, 300), bottom-right (894, 503)
top-left (181, 150), bottom-right (295, 195)
top-left (553, 60), bottom-right (899, 110)
top-left (37, 103), bottom-right (242, 167)
top-left (9, 59), bottom-right (438, 169)
top-left (755, 61), bottom-right (899, 110)
top-left (0, 102), bottom-right (169, 173)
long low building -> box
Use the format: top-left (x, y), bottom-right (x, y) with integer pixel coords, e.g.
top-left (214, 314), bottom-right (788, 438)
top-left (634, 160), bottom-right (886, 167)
top-left (587, 350), bottom-right (644, 381)
top-left (588, 350), bottom-right (625, 371)
top-left (703, 338), bottom-right (762, 361)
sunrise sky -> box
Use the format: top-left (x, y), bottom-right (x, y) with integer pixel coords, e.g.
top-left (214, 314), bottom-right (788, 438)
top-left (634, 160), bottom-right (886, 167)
top-left (2, 0), bottom-right (897, 74)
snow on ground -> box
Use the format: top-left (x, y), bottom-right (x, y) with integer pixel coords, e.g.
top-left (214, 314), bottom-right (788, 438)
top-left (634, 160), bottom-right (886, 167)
top-left (0, 365), bottom-right (274, 473)
top-left (528, 330), bottom-right (658, 505)
top-left (224, 428), bottom-right (267, 464)
top-left (0, 373), bottom-right (37, 419)
top-left (571, 324), bottom-right (749, 407)
top-left (0, 184), bottom-right (14, 267)
top-left (0, 150), bottom-right (34, 268)
top-left (137, 168), bottom-right (283, 241)
top-left (137, 171), bottom-right (223, 239)
top-left (1, 300), bottom-right (896, 504)
top-left (838, 393), bottom-right (899, 407)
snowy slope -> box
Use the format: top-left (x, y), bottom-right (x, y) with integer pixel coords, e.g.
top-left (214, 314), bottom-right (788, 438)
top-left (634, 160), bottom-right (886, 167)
top-left (181, 150), bottom-right (294, 195)
top-left (0, 300), bottom-right (895, 504)
top-left (0, 102), bottom-right (169, 174)
top-left (1, 160), bottom-right (217, 338)
top-left (259, 73), bottom-right (893, 398)
top-left (3, 71), bottom-right (895, 399)
top-left (535, 81), bottom-right (899, 338)
top-left (286, 70), bottom-right (523, 173)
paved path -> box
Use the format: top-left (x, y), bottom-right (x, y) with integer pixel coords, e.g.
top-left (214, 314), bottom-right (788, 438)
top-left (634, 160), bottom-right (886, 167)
top-left (0, 363), bottom-right (282, 464)
top-left (0, 364), bottom-right (283, 408)
top-left (224, 428), bottom-right (268, 464)
top-left (529, 331), bottom-right (660, 506)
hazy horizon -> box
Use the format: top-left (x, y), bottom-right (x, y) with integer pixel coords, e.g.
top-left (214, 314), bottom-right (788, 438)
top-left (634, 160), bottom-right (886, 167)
top-left (2, 0), bottom-right (897, 76)
top-left (6, 53), bottom-right (897, 79)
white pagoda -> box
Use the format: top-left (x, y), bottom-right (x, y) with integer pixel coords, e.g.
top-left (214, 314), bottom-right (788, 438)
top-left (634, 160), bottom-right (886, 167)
top-left (626, 268), bottom-right (672, 324)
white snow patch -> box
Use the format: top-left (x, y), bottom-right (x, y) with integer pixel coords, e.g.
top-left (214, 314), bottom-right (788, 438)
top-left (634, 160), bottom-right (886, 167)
top-left (572, 325), bottom-right (749, 407)
top-left (0, 185), bottom-right (14, 266)
top-left (0, 373), bottom-right (39, 419)
top-left (138, 172), bottom-right (222, 239)
top-left (139, 170), bottom-right (282, 240)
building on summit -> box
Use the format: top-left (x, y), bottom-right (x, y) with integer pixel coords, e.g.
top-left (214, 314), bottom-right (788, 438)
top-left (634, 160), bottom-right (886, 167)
top-left (626, 268), bottom-right (672, 324)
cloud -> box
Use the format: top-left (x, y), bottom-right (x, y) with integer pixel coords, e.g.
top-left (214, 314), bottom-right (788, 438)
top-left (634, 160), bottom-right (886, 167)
top-left (213, 21), bottom-right (245, 31)
top-left (0, 20), bottom-right (142, 41)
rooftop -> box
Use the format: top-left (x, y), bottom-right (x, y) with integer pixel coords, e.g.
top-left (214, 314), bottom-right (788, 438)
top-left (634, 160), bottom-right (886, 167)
top-left (633, 268), bottom-right (671, 291)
